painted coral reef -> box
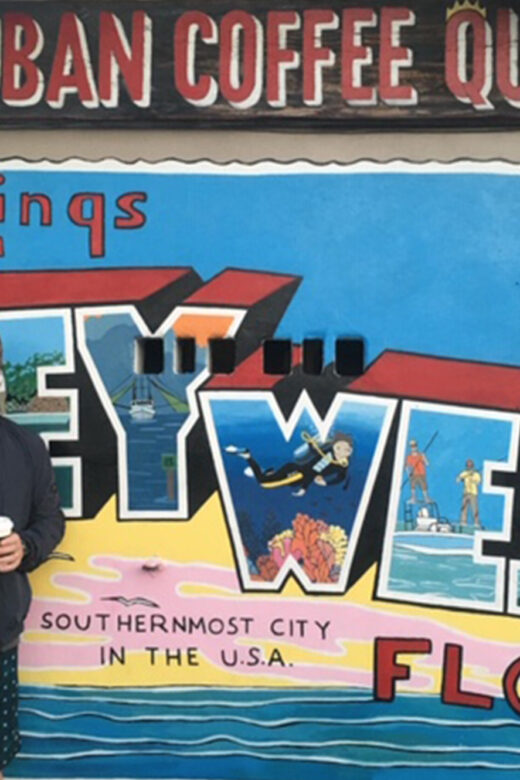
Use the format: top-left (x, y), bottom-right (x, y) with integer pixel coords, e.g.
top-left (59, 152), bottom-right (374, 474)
top-left (251, 513), bottom-right (348, 583)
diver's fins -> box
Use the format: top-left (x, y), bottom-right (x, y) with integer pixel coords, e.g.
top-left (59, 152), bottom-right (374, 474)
top-left (225, 445), bottom-right (251, 459)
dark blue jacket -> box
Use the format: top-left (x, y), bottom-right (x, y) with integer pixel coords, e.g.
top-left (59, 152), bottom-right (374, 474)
top-left (0, 417), bottom-right (65, 650)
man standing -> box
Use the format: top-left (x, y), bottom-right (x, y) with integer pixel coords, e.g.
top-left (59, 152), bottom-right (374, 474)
top-left (0, 416), bottom-right (65, 778)
top-left (405, 439), bottom-right (430, 503)
top-left (457, 459), bottom-right (481, 528)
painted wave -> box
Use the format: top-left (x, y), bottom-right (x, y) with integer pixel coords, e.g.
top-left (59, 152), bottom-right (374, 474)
top-left (11, 686), bottom-right (520, 779)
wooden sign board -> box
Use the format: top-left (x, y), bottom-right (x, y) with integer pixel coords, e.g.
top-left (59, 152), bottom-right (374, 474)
top-left (0, 1), bottom-right (519, 129)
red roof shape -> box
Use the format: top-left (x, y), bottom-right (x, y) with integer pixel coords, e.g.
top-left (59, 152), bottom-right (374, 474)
top-left (350, 350), bottom-right (520, 412)
top-left (185, 269), bottom-right (299, 307)
top-left (0, 268), bottom-right (192, 307)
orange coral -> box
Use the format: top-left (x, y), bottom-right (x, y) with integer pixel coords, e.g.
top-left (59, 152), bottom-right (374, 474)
top-left (291, 513), bottom-right (334, 583)
top-left (256, 554), bottom-right (279, 582)
top-left (257, 513), bottom-right (347, 584)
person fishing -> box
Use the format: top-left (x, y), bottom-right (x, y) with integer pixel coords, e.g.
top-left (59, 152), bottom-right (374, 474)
top-left (456, 458), bottom-right (482, 528)
top-left (405, 439), bottom-right (431, 504)
top-left (0, 416), bottom-right (65, 779)
top-left (226, 430), bottom-right (354, 497)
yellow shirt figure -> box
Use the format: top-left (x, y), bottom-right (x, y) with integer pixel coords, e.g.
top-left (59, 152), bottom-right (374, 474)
top-left (456, 460), bottom-right (481, 527)
top-left (457, 469), bottom-right (481, 496)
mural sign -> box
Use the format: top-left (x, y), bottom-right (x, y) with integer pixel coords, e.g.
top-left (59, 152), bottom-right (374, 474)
top-left (3, 159), bottom-right (520, 778)
top-left (2, 2), bottom-right (520, 129)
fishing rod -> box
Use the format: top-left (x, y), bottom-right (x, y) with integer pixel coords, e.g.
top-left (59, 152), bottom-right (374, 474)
top-left (401, 430), bottom-right (438, 489)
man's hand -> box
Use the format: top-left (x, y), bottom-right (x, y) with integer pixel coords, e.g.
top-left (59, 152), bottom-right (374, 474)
top-left (314, 475), bottom-right (326, 486)
top-left (0, 533), bottom-right (24, 573)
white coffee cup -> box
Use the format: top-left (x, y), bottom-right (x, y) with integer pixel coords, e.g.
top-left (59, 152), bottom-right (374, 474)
top-left (0, 516), bottom-right (14, 539)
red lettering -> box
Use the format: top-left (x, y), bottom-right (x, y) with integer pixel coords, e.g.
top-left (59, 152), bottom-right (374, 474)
top-left (2, 13), bottom-right (44, 106)
top-left (445, 10), bottom-right (493, 110)
top-left (21, 194), bottom-right (53, 226)
top-left (503, 657), bottom-right (520, 714)
top-left (266, 11), bottom-right (300, 107)
top-left (46, 13), bottom-right (98, 109)
top-left (342, 8), bottom-right (377, 105)
top-left (219, 11), bottom-right (263, 109)
top-left (374, 638), bottom-right (432, 701)
top-left (114, 193), bottom-right (147, 229)
top-left (303, 9), bottom-right (338, 107)
top-left (68, 194), bottom-right (105, 258)
top-left (174, 12), bottom-right (218, 106)
top-left (497, 9), bottom-right (520, 109)
top-left (98, 12), bottom-right (152, 108)
top-left (442, 644), bottom-right (494, 710)
top-left (379, 8), bottom-right (417, 105)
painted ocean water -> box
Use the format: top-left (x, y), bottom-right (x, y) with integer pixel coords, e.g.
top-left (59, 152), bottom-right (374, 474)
top-left (11, 686), bottom-right (520, 779)
top-left (210, 399), bottom-right (389, 571)
top-left (121, 409), bottom-right (185, 510)
top-left (388, 535), bottom-right (498, 603)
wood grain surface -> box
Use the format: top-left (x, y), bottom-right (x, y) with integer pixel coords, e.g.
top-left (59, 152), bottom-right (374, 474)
top-left (0, 1), bottom-right (519, 130)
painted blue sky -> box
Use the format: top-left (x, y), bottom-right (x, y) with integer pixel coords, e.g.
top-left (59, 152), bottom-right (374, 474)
top-left (2, 168), bottom-right (519, 365)
top-left (0, 316), bottom-right (66, 364)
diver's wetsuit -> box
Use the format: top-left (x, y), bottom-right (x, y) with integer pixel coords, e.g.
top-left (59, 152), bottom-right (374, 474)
top-left (247, 452), bottom-right (349, 491)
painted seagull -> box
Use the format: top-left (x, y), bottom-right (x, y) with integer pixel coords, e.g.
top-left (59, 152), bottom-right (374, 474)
top-left (101, 596), bottom-right (160, 608)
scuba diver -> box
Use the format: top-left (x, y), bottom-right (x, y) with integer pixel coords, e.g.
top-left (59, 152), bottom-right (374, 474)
top-left (225, 431), bottom-right (354, 497)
